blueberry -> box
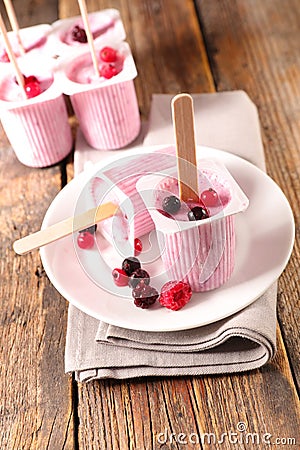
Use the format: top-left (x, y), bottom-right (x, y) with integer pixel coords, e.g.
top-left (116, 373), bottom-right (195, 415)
top-left (79, 224), bottom-right (97, 234)
top-left (162, 195), bottom-right (181, 214)
top-left (188, 206), bottom-right (209, 221)
top-left (122, 257), bottom-right (141, 276)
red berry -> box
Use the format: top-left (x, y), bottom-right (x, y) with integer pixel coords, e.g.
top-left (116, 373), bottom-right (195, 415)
top-left (112, 268), bottom-right (129, 287)
top-left (1, 50), bottom-right (10, 62)
top-left (77, 231), bottom-right (94, 249)
top-left (200, 188), bottom-right (220, 207)
top-left (100, 46), bottom-right (117, 62)
top-left (159, 281), bottom-right (192, 311)
top-left (25, 81), bottom-right (41, 99)
top-left (134, 238), bottom-right (143, 255)
top-left (25, 75), bottom-right (39, 84)
top-left (100, 63), bottom-right (118, 79)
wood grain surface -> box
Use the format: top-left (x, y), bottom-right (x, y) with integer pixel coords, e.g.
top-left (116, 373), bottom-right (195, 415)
top-left (0, 0), bottom-right (299, 449)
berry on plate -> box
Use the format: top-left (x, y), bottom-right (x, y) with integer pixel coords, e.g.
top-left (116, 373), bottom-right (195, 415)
top-left (128, 268), bottom-right (150, 289)
top-left (159, 281), bottom-right (192, 311)
top-left (112, 268), bottom-right (129, 287)
top-left (134, 238), bottom-right (143, 255)
top-left (122, 257), bottom-right (141, 276)
top-left (77, 231), bottom-right (94, 249)
top-left (132, 284), bottom-right (159, 309)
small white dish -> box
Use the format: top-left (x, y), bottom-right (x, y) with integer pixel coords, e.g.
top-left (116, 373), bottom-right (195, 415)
top-left (40, 146), bottom-right (295, 332)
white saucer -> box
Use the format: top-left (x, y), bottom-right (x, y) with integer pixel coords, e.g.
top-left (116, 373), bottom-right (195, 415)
top-left (40, 146), bottom-right (295, 331)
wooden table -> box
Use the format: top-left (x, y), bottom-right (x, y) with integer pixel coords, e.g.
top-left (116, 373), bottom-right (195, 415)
top-left (1, 1), bottom-right (299, 448)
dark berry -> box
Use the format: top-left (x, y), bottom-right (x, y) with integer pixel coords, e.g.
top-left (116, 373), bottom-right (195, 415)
top-left (112, 268), bottom-right (129, 287)
top-left (77, 231), bottom-right (94, 249)
top-left (187, 206), bottom-right (209, 221)
top-left (134, 238), bottom-right (143, 255)
top-left (162, 195), bottom-right (181, 214)
top-left (79, 224), bottom-right (97, 234)
top-left (128, 268), bottom-right (150, 289)
top-left (159, 281), bottom-right (192, 311)
top-left (122, 257), bottom-right (141, 276)
top-left (132, 285), bottom-right (159, 309)
top-left (71, 25), bottom-right (88, 43)
top-left (100, 46), bottom-right (117, 62)
top-left (100, 63), bottom-right (118, 79)
top-left (200, 188), bottom-right (220, 207)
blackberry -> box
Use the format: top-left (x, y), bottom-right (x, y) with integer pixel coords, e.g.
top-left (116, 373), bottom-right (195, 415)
top-left (128, 268), bottom-right (150, 289)
top-left (72, 25), bottom-right (88, 43)
top-left (162, 195), bottom-right (181, 214)
top-left (122, 257), bottom-right (141, 276)
top-left (132, 285), bottom-right (159, 309)
top-left (188, 206), bottom-right (209, 221)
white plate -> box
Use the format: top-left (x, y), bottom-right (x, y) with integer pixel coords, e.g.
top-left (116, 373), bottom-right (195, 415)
top-left (40, 146), bottom-right (295, 331)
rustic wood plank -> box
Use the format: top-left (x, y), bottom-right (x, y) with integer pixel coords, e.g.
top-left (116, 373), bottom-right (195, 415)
top-left (196, 0), bottom-right (300, 387)
top-left (0, 1), bottom-right (75, 448)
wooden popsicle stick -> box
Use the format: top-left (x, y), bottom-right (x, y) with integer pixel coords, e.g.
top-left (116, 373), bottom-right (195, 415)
top-left (77, 0), bottom-right (100, 77)
top-left (13, 202), bottom-right (118, 255)
top-left (3, 0), bottom-right (25, 54)
top-left (172, 93), bottom-right (199, 202)
top-left (0, 13), bottom-right (26, 96)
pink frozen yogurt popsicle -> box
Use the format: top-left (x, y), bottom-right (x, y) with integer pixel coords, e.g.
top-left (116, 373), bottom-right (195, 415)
top-left (58, 41), bottom-right (140, 150)
top-left (0, 56), bottom-right (72, 167)
top-left (137, 159), bottom-right (249, 292)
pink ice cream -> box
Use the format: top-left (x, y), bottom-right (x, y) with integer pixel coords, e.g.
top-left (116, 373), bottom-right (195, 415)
top-left (0, 58), bottom-right (72, 167)
top-left (58, 42), bottom-right (140, 150)
top-left (0, 24), bottom-right (52, 63)
top-left (137, 159), bottom-right (249, 292)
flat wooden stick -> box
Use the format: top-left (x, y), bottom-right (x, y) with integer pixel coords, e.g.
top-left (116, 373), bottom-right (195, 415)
top-left (13, 202), bottom-right (118, 255)
top-left (77, 0), bottom-right (100, 77)
top-left (3, 0), bottom-right (25, 54)
top-left (172, 93), bottom-right (199, 202)
top-left (0, 13), bottom-right (26, 96)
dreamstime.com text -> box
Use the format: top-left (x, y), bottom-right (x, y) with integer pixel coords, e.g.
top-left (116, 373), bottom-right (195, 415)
top-left (156, 422), bottom-right (297, 446)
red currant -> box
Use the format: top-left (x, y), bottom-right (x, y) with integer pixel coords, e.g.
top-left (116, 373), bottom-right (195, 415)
top-left (112, 268), bottom-right (129, 287)
top-left (25, 81), bottom-right (41, 99)
top-left (100, 63), bottom-right (118, 79)
top-left (200, 188), bottom-right (220, 207)
top-left (1, 50), bottom-right (10, 62)
top-left (134, 238), bottom-right (143, 255)
top-left (100, 46), bottom-right (117, 63)
top-left (25, 75), bottom-right (39, 84)
top-left (77, 231), bottom-right (94, 249)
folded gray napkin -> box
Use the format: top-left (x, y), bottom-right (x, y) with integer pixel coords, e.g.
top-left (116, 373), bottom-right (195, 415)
top-left (65, 91), bottom-right (277, 381)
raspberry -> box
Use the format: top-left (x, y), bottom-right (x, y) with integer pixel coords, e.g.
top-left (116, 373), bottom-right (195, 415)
top-left (122, 257), bottom-right (141, 276)
top-left (132, 285), bottom-right (159, 309)
top-left (159, 281), bottom-right (192, 311)
top-left (128, 268), bottom-right (150, 289)
top-left (112, 268), bottom-right (129, 287)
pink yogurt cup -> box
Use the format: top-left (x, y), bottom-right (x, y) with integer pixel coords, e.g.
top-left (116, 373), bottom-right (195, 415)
top-left (57, 42), bottom-right (140, 150)
top-left (137, 159), bottom-right (249, 292)
top-left (0, 58), bottom-right (72, 167)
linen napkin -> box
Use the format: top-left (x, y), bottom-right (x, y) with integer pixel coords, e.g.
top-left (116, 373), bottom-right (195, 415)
top-left (65, 91), bottom-right (277, 381)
